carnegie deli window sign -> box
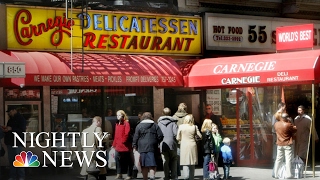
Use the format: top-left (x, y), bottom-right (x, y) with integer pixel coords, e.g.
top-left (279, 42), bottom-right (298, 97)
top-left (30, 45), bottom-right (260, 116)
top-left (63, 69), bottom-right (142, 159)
top-left (205, 13), bottom-right (320, 52)
top-left (6, 6), bottom-right (202, 55)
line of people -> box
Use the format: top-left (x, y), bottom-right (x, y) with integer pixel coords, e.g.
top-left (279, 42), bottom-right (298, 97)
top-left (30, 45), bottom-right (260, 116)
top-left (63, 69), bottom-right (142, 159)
top-left (81, 103), bottom-right (233, 180)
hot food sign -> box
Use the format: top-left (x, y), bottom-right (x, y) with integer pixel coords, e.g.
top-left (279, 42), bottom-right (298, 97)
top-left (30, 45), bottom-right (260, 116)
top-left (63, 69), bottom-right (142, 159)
top-left (6, 6), bottom-right (202, 55)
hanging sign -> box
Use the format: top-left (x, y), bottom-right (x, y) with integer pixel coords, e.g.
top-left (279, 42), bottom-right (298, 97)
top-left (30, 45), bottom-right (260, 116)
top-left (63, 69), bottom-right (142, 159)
top-left (276, 24), bottom-right (314, 51)
top-left (6, 6), bottom-right (202, 56)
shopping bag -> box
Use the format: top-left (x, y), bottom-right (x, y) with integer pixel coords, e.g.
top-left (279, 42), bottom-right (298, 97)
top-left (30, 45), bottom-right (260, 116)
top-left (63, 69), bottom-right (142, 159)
top-left (291, 156), bottom-right (304, 179)
top-left (209, 161), bottom-right (215, 172)
top-left (209, 157), bottom-right (219, 179)
top-left (108, 147), bottom-right (116, 170)
top-left (133, 150), bottom-right (141, 173)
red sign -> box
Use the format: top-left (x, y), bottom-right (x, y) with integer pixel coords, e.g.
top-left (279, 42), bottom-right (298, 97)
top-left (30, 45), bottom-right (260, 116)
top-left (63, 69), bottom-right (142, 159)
top-left (276, 24), bottom-right (314, 51)
top-left (180, 49), bottom-right (320, 87)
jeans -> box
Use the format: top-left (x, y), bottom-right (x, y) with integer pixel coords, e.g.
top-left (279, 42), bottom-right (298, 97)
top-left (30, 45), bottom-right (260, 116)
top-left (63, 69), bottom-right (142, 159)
top-left (222, 163), bottom-right (231, 179)
top-left (273, 145), bottom-right (293, 178)
top-left (182, 165), bottom-right (195, 180)
top-left (115, 151), bottom-right (133, 176)
top-left (177, 147), bottom-right (181, 176)
top-left (161, 150), bottom-right (178, 180)
top-left (7, 145), bottom-right (25, 179)
top-left (203, 154), bottom-right (211, 179)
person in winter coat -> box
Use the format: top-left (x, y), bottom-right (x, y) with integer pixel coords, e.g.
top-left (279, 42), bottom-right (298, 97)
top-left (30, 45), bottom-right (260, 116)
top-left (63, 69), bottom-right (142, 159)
top-left (294, 105), bottom-right (319, 164)
top-left (205, 104), bottom-right (223, 135)
top-left (112, 110), bottom-right (134, 180)
top-left (158, 107), bottom-right (178, 180)
top-left (273, 113), bottom-right (297, 179)
top-left (176, 114), bottom-right (202, 180)
top-left (80, 116), bottom-right (110, 180)
top-left (212, 123), bottom-right (222, 165)
top-left (132, 112), bottom-right (164, 180)
top-left (221, 137), bottom-right (234, 180)
top-left (172, 102), bottom-right (188, 176)
top-left (201, 119), bottom-right (215, 180)
top-left (173, 103), bottom-right (188, 127)
top-left (2, 106), bottom-right (26, 180)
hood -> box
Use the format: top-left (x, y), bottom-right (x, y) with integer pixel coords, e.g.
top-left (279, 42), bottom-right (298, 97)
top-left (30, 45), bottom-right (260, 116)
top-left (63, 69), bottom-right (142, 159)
top-left (140, 119), bottom-right (154, 128)
top-left (174, 112), bottom-right (188, 118)
top-left (158, 116), bottom-right (176, 126)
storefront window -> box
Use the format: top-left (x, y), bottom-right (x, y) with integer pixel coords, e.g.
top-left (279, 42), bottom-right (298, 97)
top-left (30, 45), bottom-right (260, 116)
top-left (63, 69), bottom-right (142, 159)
top-left (218, 86), bottom-right (281, 165)
top-left (4, 88), bottom-right (42, 142)
top-left (50, 86), bottom-right (153, 143)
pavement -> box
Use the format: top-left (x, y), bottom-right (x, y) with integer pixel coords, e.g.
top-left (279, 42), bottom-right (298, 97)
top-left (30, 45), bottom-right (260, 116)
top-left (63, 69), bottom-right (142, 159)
top-left (1, 163), bottom-right (320, 180)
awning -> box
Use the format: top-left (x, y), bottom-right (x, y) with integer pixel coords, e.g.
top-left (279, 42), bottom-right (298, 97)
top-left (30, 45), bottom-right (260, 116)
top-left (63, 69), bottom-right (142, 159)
top-left (179, 49), bottom-right (320, 88)
top-left (0, 51), bottom-right (25, 78)
top-left (0, 51), bottom-right (183, 87)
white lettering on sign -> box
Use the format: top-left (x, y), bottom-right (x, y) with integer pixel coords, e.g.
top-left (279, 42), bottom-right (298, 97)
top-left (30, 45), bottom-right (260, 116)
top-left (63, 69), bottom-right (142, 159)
top-left (277, 72), bottom-right (288, 76)
top-left (108, 76), bottom-right (122, 82)
top-left (72, 76), bottom-right (89, 82)
top-left (221, 76), bottom-right (260, 85)
top-left (300, 30), bottom-right (312, 41)
top-left (53, 75), bottom-right (61, 82)
top-left (41, 75), bottom-right (52, 82)
top-left (213, 61), bottom-right (276, 74)
top-left (63, 76), bottom-right (72, 82)
top-left (140, 76), bottom-right (159, 82)
top-left (273, 76), bottom-right (299, 82)
top-left (126, 76), bottom-right (139, 82)
top-left (278, 30), bottom-right (312, 42)
top-left (31, 75), bottom-right (178, 85)
top-left (278, 31), bottom-right (298, 42)
top-left (93, 76), bottom-right (105, 82)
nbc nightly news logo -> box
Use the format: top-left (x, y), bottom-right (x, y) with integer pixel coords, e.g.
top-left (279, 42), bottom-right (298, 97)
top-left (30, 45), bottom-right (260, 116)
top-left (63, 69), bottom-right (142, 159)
top-left (12, 132), bottom-right (108, 168)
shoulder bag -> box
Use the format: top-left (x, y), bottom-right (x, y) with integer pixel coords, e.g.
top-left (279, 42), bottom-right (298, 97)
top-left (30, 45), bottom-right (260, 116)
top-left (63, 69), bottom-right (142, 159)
top-left (194, 125), bottom-right (201, 142)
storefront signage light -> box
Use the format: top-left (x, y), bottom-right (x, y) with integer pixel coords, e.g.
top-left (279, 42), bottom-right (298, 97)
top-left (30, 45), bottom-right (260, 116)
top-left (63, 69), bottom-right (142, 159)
top-left (7, 6), bottom-right (202, 55)
top-left (205, 13), bottom-right (320, 52)
top-left (276, 24), bottom-right (314, 51)
top-left (213, 61), bottom-right (276, 74)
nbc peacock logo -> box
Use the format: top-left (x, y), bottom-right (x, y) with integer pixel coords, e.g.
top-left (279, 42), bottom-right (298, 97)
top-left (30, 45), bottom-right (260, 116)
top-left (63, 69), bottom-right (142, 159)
top-left (13, 151), bottom-right (40, 167)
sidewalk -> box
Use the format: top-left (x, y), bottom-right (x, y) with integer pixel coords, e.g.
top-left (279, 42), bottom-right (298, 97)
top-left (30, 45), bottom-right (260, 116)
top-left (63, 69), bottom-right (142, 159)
top-left (1, 164), bottom-right (320, 180)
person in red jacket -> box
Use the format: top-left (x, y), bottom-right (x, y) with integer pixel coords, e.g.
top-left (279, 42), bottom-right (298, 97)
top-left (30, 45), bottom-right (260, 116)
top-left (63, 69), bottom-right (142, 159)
top-left (112, 110), bottom-right (133, 179)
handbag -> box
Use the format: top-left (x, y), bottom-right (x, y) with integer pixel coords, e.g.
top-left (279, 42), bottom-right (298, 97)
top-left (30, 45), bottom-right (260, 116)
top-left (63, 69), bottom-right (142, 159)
top-left (194, 125), bottom-right (201, 142)
top-left (86, 161), bottom-right (100, 175)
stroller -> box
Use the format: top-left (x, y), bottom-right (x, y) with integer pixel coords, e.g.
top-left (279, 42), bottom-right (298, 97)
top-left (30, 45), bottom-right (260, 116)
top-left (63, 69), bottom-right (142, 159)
top-left (209, 157), bottom-right (220, 180)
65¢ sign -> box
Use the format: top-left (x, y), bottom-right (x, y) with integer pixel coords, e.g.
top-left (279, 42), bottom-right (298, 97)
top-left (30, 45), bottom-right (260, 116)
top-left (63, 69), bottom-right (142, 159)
top-left (205, 13), bottom-right (320, 52)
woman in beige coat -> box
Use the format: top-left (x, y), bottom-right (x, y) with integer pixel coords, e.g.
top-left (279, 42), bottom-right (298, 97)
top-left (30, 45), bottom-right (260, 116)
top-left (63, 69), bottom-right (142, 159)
top-left (176, 114), bottom-right (202, 180)
top-left (80, 116), bottom-right (110, 180)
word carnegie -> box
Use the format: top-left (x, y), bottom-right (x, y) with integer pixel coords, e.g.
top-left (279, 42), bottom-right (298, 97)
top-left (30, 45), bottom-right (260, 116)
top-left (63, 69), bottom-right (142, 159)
top-left (13, 132), bottom-right (108, 168)
top-left (213, 61), bottom-right (276, 74)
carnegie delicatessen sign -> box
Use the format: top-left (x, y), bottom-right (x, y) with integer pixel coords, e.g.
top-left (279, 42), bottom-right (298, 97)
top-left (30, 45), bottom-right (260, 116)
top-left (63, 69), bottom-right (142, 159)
top-left (7, 6), bottom-right (202, 55)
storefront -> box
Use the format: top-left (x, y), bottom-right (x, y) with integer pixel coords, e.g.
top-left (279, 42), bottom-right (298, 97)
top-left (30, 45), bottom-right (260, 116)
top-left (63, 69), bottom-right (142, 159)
top-left (179, 49), bottom-right (320, 167)
top-left (0, 4), bottom-right (202, 165)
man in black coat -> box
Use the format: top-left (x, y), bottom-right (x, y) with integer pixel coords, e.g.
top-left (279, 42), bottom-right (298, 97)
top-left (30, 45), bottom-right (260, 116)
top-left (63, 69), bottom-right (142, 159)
top-left (205, 104), bottom-right (223, 133)
top-left (2, 106), bottom-right (26, 180)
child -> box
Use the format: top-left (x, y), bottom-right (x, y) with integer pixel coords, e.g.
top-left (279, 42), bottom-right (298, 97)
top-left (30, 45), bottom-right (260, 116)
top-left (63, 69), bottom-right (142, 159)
top-left (221, 137), bottom-right (234, 180)
top-left (212, 123), bottom-right (222, 165)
